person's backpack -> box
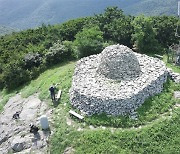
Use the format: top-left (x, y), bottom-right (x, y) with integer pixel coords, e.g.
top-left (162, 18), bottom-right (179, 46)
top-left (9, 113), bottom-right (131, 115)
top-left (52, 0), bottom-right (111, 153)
top-left (30, 124), bottom-right (39, 134)
top-left (12, 112), bottom-right (20, 119)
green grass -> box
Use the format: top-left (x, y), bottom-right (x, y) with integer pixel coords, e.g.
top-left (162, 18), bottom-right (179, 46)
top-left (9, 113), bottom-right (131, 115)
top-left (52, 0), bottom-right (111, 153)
top-left (84, 79), bottom-right (179, 128)
top-left (74, 108), bottom-right (180, 154)
top-left (163, 54), bottom-right (180, 73)
top-left (49, 60), bottom-right (180, 153)
top-left (0, 89), bottom-right (16, 112)
top-left (0, 59), bottom-right (180, 153)
top-left (20, 61), bottom-right (75, 102)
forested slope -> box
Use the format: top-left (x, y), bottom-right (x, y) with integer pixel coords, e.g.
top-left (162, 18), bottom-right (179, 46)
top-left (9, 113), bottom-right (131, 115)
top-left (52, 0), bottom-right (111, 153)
top-left (124, 0), bottom-right (178, 16)
top-left (0, 7), bottom-right (179, 90)
top-left (0, 0), bottom-right (178, 29)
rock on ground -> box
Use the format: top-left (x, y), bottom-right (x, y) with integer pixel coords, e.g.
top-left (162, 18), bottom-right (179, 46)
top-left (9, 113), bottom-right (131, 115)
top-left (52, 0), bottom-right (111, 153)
top-left (0, 93), bottom-right (53, 154)
top-left (174, 91), bottom-right (180, 99)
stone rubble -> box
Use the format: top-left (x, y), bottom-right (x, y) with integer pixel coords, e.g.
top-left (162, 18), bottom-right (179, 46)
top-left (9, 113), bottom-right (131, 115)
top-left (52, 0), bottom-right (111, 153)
top-left (97, 45), bottom-right (141, 80)
top-left (167, 68), bottom-right (180, 83)
top-left (174, 91), bottom-right (180, 99)
top-left (70, 45), bottom-right (168, 116)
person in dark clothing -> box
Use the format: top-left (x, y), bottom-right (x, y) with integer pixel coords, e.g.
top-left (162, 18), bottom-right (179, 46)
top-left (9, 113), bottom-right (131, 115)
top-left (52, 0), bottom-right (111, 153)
top-left (49, 85), bottom-right (56, 101)
top-left (12, 112), bottom-right (20, 119)
top-left (29, 124), bottom-right (39, 134)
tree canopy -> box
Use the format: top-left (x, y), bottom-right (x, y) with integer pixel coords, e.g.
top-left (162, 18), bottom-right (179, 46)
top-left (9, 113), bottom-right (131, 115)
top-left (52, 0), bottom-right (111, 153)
top-left (74, 26), bottom-right (104, 58)
top-left (0, 7), bottom-right (179, 90)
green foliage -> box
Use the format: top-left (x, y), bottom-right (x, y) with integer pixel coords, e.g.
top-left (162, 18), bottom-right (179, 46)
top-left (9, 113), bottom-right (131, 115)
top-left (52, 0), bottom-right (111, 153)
top-left (132, 15), bottom-right (161, 53)
top-left (2, 61), bottom-right (30, 89)
top-left (74, 26), bottom-right (104, 58)
top-left (23, 53), bottom-right (43, 69)
top-left (59, 18), bottom-right (90, 41)
top-left (96, 7), bottom-right (133, 46)
top-left (0, 18), bottom-right (89, 89)
top-left (151, 16), bottom-right (179, 48)
top-left (0, 7), bottom-right (179, 90)
top-left (45, 41), bottom-right (73, 66)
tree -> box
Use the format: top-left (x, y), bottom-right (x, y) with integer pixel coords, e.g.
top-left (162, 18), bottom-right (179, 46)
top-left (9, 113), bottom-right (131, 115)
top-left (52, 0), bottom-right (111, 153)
top-left (132, 15), bottom-right (160, 53)
top-left (45, 41), bottom-right (73, 66)
top-left (74, 26), bottom-right (104, 58)
top-left (95, 7), bottom-right (133, 47)
top-left (3, 61), bottom-right (30, 89)
top-left (151, 16), bottom-right (179, 48)
top-left (58, 17), bottom-right (90, 41)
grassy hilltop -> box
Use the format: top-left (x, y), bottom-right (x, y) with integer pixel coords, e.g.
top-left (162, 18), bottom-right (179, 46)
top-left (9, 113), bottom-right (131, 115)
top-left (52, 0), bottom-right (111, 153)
top-left (1, 60), bottom-right (179, 153)
top-left (0, 6), bottom-right (180, 153)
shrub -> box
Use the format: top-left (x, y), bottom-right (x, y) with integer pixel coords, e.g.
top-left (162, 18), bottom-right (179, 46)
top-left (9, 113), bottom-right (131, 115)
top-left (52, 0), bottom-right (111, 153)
top-left (3, 61), bottom-right (30, 89)
top-left (45, 41), bottom-right (73, 66)
top-left (29, 63), bottom-right (46, 79)
top-left (23, 53), bottom-right (43, 69)
top-left (74, 26), bottom-right (104, 58)
top-left (0, 74), bottom-right (4, 89)
top-left (132, 15), bottom-right (161, 53)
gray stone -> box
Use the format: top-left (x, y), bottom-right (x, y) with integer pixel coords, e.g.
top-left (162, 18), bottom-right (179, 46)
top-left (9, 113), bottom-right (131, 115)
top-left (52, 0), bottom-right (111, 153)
top-left (174, 91), bottom-right (180, 99)
top-left (70, 44), bottom-right (168, 116)
top-left (11, 136), bottom-right (25, 152)
top-left (0, 135), bottom-right (8, 145)
top-left (97, 45), bottom-right (141, 80)
top-left (167, 68), bottom-right (180, 83)
top-left (40, 115), bottom-right (49, 130)
top-left (0, 94), bottom-right (52, 154)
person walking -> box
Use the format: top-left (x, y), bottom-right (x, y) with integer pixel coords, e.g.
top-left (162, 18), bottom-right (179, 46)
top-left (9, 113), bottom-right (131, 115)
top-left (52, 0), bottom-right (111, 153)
top-left (49, 85), bottom-right (56, 101)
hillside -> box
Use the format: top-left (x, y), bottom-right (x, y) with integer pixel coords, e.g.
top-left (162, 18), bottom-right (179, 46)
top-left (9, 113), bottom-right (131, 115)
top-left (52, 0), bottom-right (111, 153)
top-left (0, 7), bottom-right (179, 90)
top-left (0, 5), bottom-right (180, 153)
top-left (0, 60), bottom-right (180, 153)
top-left (0, 0), bottom-right (178, 29)
top-left (124, 0), bottom-right (178, 16)
top-left (0, 25), bottom-right (18, 36)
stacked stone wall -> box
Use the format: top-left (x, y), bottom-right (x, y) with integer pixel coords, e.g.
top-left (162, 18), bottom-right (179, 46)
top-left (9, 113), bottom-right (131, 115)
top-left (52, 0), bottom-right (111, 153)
top-left (70, 45), bottom-right (168, 116)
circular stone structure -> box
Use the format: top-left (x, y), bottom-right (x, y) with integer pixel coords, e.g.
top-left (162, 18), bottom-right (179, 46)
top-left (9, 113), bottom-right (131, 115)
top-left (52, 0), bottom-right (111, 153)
top-left (70, 45), bottom-right (168, 116)
top-left (97, 45), bottom-right (141, 80)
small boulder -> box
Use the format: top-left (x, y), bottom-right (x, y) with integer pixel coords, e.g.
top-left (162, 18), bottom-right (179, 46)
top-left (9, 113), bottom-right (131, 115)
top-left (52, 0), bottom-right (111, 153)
top-left (11, 136), bottom-right (25, 152)
top-left (174, 91), bottom-right (180, 99)
top-left (40, 115), bottom-right (49, 130)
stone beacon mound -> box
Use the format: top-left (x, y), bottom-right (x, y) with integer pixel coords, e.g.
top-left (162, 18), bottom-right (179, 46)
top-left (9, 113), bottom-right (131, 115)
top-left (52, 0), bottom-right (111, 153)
top-left (70, 45), bottom-right (168, 116)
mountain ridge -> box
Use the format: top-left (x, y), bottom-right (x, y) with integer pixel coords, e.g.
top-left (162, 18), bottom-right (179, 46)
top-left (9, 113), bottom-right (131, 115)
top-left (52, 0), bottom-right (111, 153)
top-left (0, 0), bottom-right (178, 29)
top-left (0, 25), bottom-right (18, 36)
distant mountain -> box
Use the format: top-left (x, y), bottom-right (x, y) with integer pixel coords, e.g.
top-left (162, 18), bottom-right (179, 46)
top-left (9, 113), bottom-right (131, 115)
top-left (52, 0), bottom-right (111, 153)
top-left (123, 0), bottom-right (178, 16)
top-left (0, 0), bottom-right (178, 29)
top-left (0, 25), bottom-right (18, 36)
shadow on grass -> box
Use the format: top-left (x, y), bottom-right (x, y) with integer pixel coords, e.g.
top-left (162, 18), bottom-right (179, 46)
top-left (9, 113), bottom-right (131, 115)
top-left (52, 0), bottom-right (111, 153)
top-left (52, 100), bottom-right (60, 108)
